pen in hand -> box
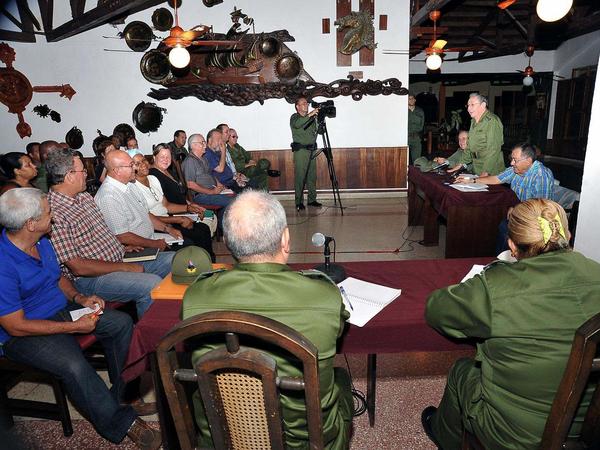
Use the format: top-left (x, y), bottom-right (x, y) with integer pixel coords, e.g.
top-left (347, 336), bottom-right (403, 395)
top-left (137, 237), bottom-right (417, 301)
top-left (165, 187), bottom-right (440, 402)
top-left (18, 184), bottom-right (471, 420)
top-left (339, 286), bottom-right (354, 311)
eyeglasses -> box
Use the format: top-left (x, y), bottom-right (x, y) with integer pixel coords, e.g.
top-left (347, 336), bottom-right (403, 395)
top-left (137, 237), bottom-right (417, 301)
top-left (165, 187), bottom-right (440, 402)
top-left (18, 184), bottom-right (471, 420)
top-left (192, 141), bottom-right (206, 145)
top-left (510, 156), bottom-right (529, 164)
top-left (230, 135), bottom-right (238, 139)
top-left (466, 102), bottom-right (481, 108)
top-left (116, 163), bottom-right (135, 169)
top-left (69, 168), bottom-right (87, 174)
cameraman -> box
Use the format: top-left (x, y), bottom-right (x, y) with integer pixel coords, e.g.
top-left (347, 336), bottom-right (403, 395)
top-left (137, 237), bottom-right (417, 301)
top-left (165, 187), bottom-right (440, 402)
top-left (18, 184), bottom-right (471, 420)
top-left (290, 97), bottom-right (322, 211)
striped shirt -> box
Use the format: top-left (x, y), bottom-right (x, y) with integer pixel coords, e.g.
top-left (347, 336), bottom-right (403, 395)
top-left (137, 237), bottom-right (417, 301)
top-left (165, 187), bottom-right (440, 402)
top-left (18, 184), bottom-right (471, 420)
top-left (48, 190), bottom-right (124, 280)
top-left (496, 160), bottom-right (554, 201)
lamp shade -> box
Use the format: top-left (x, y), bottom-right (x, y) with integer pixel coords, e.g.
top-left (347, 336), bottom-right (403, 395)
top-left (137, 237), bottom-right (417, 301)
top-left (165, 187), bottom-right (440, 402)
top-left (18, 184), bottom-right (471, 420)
top-left (522, 75), bottom-right (534, 87)
top-left (168, 46), bottom-right (190, 68)
top-left (426, 53), bottom-right (442, 71)
top-left (536, 0), bottom-right (572, 22)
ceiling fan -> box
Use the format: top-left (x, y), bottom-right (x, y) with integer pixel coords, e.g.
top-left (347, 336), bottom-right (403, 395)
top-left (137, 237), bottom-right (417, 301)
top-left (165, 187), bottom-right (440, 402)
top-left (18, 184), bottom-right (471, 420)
top-left (497, 0), bottom-right (518, 10)
top-left (163, 1), bottom-right (232, 68)
top-left (518, 45), bottom-right (564, 86)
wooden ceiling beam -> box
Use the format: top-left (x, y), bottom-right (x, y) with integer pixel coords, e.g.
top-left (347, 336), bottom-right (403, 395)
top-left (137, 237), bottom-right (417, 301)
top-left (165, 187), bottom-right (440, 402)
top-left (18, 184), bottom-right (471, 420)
top-left (45, 0), bottom-right (163, 42)
top-left (411, 0), bottom-right (456, 26)
top-left (502, 8), bottom-right (528, 40)
top-left (69, 0), bottom-right (86, 19)
top-left (38, 0), bottom-right (53, 34)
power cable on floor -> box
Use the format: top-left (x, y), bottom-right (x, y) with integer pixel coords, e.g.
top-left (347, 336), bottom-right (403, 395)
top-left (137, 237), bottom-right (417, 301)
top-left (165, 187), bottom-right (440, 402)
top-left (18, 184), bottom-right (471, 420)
top-left (344, 354), bottom-right (367, 417)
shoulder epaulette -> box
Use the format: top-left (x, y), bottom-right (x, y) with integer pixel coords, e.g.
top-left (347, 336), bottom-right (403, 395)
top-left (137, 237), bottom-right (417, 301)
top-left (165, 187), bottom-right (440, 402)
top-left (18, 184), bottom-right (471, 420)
top-left (297, 269), bottom-right (338, 286)
top-left (189, 268), bottom-right (227, 285)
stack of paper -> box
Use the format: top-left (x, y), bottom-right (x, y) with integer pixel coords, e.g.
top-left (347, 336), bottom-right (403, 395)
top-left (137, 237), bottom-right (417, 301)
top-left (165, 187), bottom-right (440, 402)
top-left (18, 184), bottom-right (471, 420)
top-left (450, 183), bottom-right (489, 192)
top-left (337, 277), bottom-right (401, 327)
top-left (154, 232), bottom-right (184, 245)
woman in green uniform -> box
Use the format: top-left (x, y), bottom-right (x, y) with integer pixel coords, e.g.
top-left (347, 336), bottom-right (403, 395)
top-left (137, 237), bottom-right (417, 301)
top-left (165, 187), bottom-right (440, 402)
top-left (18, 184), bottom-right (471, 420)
top-left (422, 198), bottom-right (600, 450)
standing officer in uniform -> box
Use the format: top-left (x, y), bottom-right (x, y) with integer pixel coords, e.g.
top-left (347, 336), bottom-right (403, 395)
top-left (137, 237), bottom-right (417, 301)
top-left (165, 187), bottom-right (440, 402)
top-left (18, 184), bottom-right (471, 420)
top-left (407, 94), bottom-right (425, 164)
top-left (290, 97), bottom-right (322, 211)
top-left (182, 190), bottom-right (353, 450)
top-left (448, 93), bottom-right (505, 176)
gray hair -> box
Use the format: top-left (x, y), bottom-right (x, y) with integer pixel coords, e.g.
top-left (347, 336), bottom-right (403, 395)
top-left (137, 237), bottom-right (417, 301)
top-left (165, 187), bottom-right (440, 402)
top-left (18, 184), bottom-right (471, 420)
top-left (223, 190), bottom-right (287, 261)
top-left (46, 148), bottom-right (76, 186)
top-left (0, 188), bottom-right (46, 231)
top-left (188, 133), bottom-right (203, 150)
top-left (469, 93), bottom-right (488, 107)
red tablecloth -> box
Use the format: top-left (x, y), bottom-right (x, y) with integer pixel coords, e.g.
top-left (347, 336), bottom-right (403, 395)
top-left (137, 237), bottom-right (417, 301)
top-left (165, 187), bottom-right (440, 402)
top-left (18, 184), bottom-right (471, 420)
top-left (408, 166), bottom-right (519, 214)
top-left (122, 258), bottom-right (490, 382)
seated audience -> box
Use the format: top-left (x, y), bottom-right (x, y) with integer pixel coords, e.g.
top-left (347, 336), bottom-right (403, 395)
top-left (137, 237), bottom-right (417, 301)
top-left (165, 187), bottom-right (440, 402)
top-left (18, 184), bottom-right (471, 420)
top-left (132, 153), bottom-right (215, 262)
top-left (25, 142), bottom-right (41, 168)
top-left (94, 149), bottom-right (179, 256)
top-left (422, 198), bottom-right (600, 450)
top-left (0, 152), bottom-right (38, 195)
top-left (0, 188), bottom-right (160, 449)
top-left (227, 127), bottom-right (276, 190)
top-left (47, 148), bottom-right (173, 319)
top-left (126, 137), bottom-right (143, 157)
top-left (204, 128), bottom-right (247, 191)
top-left (182, 190), bottom-right (353, 449)
top-left (167, 129), bottom-right (188, 162)
top-left (181, 133), bottom-right (234, 209)
top-left (35, 140), bottom-right (64, 192)
top-left (94, 139), bottom-right (117, 185)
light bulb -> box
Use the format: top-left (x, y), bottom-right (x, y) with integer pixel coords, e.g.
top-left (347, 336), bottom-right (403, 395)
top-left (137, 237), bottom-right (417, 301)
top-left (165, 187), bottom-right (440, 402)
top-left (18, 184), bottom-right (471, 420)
top-left (523, 75), bottom-right (534, 87)
top-left (426, 53), bottom-right (442, 71)
top-left (168, 46), bottom-right (190, 69)
top-left (536, 0), bottom-right (572, 22)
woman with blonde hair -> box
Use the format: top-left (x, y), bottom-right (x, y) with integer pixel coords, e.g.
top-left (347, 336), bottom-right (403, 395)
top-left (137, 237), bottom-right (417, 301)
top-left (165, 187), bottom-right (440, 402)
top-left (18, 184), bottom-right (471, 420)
top-left (422, 198), bottom-right (600, 450)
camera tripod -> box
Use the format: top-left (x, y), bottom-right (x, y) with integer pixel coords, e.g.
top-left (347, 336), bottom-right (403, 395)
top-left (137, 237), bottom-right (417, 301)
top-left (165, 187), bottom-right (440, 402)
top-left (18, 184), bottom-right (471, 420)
top-left (299, 117), bottom-right (344, 215)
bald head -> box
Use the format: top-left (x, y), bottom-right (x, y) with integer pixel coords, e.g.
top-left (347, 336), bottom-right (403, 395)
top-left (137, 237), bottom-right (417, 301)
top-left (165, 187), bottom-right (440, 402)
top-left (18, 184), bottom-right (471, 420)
top-left (223, 191), bottom-right (289, 263)
top-left (105, 149), bottom-right (134, 184)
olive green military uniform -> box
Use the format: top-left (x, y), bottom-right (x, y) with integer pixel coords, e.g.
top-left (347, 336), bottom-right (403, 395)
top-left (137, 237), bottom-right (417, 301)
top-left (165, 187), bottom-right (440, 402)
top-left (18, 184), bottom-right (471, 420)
top-left (446, 149), bottom-right (472, 172)
top-left (182, 263), bottom-right (353, 450)
top-left (459, 110), bottom-right (505, 175)
top-left (426, 250), bottom-right (600, 450)
top-left (408, 106), bottom-right (425, 164)
top-left (34, 165), bottom-right (48, 193)
top-left (227, 142), bottom-right (270, 190)
top-left (290, 112), bottom-right (318, 205)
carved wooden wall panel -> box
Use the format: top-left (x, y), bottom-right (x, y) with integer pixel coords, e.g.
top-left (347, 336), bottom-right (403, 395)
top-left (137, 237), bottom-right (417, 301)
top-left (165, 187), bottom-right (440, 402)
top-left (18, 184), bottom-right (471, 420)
top-left (359, 0), bottom-right (375, 66)
top-left (336, 0), bottom-right (352, 67)
top-left (248, 146), bottom-right (408, 192)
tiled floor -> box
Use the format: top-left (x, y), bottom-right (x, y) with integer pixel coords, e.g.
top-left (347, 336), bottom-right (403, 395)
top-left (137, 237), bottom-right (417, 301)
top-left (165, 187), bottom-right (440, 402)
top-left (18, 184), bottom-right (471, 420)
top-left (8, 195), bottom-right (450, 449)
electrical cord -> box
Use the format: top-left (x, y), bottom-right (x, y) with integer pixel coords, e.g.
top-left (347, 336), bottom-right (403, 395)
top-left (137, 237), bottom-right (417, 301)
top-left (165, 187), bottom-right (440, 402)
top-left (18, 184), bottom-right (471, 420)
top-left (343, 354), bottom-right (367, 417)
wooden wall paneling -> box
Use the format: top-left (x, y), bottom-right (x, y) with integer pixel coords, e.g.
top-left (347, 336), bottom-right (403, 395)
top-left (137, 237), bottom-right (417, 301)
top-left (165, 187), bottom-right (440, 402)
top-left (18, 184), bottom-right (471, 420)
top-left (359, 0), bottom-right (375, 66)
top-left (379, 15), bottom-right (387, 31)
top-left (336, 0), bottom-right (352, 67)
top-left (249, 147), bottom-right (408, 192)
top-left (322, 18), bottom-right (330, 34)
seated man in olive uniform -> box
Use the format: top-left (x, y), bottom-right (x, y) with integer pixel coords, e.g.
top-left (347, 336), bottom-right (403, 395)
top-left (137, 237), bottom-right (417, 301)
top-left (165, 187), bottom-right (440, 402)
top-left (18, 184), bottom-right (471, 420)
top-left (226, 127), bottom-right (276, 191)
top-left (182, 190), bottom-right (353, 449)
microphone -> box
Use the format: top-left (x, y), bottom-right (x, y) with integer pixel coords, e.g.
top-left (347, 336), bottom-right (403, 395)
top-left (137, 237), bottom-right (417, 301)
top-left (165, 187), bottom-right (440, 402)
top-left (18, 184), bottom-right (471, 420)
top-left (430, 161), bottom-right (448, 172)
top-left (311, 232), bottom-right (346, 283)
top-left (312, 232), bottom-right (333, 247)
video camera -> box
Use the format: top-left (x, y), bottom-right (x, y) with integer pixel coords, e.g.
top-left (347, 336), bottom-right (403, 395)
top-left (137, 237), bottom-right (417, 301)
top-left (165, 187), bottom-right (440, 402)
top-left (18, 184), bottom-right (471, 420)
top-left (310, 100), bottom-right (336, 121)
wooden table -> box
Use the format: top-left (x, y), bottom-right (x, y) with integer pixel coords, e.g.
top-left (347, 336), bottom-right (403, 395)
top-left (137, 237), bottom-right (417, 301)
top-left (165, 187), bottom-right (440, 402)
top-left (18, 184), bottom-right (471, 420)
top-left (123, 258), bottom-right (490, 442)
top-left (408, 166), bottom-right (519, 258)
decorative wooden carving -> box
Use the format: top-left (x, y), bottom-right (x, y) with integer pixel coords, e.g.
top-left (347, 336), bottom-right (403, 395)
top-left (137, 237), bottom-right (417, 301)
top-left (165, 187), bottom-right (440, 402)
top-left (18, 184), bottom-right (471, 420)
top-left (335, 11), bottom-right (376, 56)
top-left (336, 0), bottom-right (352, 66)
top-left (0, 43), bottom-right (76, 138)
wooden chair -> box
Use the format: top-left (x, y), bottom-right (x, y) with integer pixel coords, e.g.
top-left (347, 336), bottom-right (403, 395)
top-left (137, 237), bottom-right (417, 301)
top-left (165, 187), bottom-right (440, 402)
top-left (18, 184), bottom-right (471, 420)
top-left (463, 312), bottom-right (600, 450)
top-left (155, 310), bottom-right (325, 450)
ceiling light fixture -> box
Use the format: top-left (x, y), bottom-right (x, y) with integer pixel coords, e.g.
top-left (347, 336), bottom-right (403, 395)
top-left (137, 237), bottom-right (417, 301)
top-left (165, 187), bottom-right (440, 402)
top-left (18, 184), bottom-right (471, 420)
top-left (522, 75), bottom-right (534, 87)
top-left (426, 53), bottom-right (442, 71)
top-left (168, 46), bottom-right (190, 68)
top-left (536, 0), bottom-right (573, 23)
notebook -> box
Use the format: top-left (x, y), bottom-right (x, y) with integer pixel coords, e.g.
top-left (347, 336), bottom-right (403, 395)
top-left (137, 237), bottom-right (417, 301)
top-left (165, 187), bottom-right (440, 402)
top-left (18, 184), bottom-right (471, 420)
top-left (123, 247), bottom-right (159, 263)
top-left (154, 232), bottom-right (184, 246)
top-left (337, 277), bottom-right (401, 327)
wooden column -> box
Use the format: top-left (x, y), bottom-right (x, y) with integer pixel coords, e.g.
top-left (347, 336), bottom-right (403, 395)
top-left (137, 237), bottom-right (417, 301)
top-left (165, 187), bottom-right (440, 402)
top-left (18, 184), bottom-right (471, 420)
top-left (336, 0), bottom-right (352, 66)
top-left (359, 0), bottom-right (375, 66)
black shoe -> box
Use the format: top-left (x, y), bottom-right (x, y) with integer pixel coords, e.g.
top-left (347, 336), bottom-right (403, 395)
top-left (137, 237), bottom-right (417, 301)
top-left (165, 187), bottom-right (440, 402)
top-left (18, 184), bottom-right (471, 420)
top-left (296, 203), bottom-right (305, 211)
top-left (267, 169), bottom-right (281, 177)
top-left (307, 201), bottom-right (322, 208)
top-left (421, 406), bottom-right (441, 448)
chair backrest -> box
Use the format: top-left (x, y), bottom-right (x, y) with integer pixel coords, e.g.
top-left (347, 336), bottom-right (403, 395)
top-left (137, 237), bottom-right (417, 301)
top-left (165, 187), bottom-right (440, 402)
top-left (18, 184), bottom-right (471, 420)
top-left (539, 311), bottom-right (600, 450)
top-left (155, 310), bottom-right (324, 450)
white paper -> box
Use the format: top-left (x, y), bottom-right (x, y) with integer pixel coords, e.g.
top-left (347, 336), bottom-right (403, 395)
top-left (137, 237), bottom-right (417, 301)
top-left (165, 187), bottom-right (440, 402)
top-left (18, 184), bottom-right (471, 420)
top-left (173, 213), bottom-right (200, 222)
top-left (220, 189), bottom-right (234, 195)
top-left (497, 250), bottom-right (517, 263)
top-left (154, 232), bottom-right (184, 245)
top-left (70, 304), bottom-right (103, 321)
top-left (450, 183), bottom-right (489, 192)
top-left (337, 277), bottom-right (401, 327)
top-left (461, 265), bottom-right (487, 283)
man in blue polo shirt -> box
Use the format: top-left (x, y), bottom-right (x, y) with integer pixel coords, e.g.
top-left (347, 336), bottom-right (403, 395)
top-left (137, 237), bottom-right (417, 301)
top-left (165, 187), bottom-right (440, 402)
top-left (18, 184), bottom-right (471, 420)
top-left (456, 142), bottom-right (554, 253)
top-left (204, 128), bottom-right (253, 192)
top-left (0, 188), bottom-right (160, 449)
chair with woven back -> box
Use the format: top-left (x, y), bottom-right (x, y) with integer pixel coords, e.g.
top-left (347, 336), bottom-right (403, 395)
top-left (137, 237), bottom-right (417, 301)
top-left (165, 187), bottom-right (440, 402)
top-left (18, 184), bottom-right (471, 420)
top-left (155, 310), bottom-right (326, 450)
top-left (462, 311), bottom-right (600, 450)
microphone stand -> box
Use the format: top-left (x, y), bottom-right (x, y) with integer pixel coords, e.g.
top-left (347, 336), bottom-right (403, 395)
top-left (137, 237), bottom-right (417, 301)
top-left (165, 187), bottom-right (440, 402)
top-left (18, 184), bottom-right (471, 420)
top-left (314, 240), bottom-right (346, 283)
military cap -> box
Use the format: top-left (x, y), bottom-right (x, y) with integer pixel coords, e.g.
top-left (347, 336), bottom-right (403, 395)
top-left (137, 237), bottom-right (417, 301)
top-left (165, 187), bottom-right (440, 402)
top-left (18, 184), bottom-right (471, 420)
top-left (171, 246), bottom-right (213, 284)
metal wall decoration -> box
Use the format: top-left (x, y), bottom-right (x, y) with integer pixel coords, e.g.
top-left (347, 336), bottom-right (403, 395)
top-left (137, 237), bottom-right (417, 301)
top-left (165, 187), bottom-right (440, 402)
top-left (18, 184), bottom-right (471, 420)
top-left (0, 42), bottom-right (76, 138)
top-left (334, 11), bottom-right (376, 55)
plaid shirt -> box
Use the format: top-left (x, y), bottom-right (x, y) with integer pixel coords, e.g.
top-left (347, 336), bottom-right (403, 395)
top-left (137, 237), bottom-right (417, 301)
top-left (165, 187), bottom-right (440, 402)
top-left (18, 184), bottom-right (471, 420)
top-left (48, 190), bottom-right (124, 280)
top-left (496, 160), bottom-right (554, 202)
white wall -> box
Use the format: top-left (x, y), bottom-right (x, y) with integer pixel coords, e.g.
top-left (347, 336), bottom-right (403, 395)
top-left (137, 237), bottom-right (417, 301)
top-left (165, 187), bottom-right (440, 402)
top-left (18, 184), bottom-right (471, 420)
top-left (0, 1), bottom-right (409, 156)
top-left (573, 53), bottom-right (600, 262)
